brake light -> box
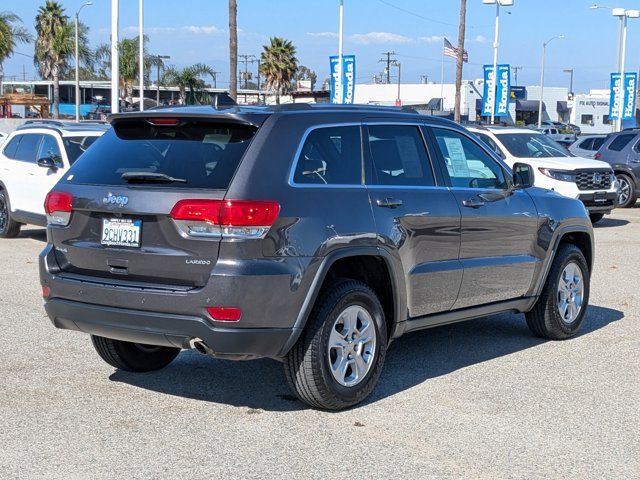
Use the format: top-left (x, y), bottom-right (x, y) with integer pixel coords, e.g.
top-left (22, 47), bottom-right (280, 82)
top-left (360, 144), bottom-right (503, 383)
top-left (207, 306), bottom-right (242, 322)
top-left (44, 191), bottom-right (73, 226)
top-left (594, 152), bottom-right (601, 159)
top-left (147, 117), bottom-right (179, 126)
top-left (170, 199), bottom-right (280, 239)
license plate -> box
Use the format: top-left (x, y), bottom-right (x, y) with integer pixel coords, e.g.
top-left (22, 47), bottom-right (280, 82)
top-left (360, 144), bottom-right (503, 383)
top-left (101, 218), bottom-right (141, 248)
top-left (594, 191), bottom-right (607, 203)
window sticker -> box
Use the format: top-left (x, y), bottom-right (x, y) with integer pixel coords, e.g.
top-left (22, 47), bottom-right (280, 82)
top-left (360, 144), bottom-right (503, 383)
top-left (443, 137), bottom-right (470, 177)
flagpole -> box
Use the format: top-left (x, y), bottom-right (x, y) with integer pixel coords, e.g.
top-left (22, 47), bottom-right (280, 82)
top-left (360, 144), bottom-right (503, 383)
top-left (440, 36), bottom-right (445, 110)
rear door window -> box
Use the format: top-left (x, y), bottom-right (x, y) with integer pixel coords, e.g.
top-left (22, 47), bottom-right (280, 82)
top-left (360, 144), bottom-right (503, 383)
top-left (38, 134), bottom-right (63, 167)
top-left (592, 137), bottom-right (605, 150)
top-left (578, 138), bottom-right (594, 150)
top-left (293, 125), bottom-right (361, 185)
top-left (13, 134), bottom-right (43, 163)
top-left (66, 120), bottom-right (257, 189)
top-left (608, 134), bottom-right (635, 151)
top-left (366, 125), bottom-right (435, 186)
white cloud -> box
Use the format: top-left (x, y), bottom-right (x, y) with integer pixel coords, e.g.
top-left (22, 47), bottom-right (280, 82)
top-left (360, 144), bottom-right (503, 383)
top-left (350, 31), bottom-right (413, 45)
top-left (473, 34), bottom-right (487, 44)
top-left (419, 35), bottom-right (444, 44)
top-left (121, 25), bottom-right (222, 36)
top-left (184, 25), bottom-right (222, 35)
top-left (307, 31), bottom-right (339, 38)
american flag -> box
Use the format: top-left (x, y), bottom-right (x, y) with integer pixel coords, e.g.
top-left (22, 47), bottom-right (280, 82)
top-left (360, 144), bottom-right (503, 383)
top-left (443, 38), bottom-right (468, 62)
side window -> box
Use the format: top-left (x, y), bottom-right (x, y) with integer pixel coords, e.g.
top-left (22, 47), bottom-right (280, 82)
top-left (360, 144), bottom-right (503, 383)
top-left (431, 128), bottom-right (508, 190)
top-left (38, 134), bottom-right (63, 167)
top-left (367, 125), bottom-right (435, 186)
top-left (579, 138), bottom-right (594, 150)
top-left (293, 126), bottom-right (361, 185)
top-left (608, 134), bottom-right (635, 152)
top-left (2, 135), bottom-right (22, 159)
top-left (592, 137), bottom-right (605, 150)
top-left (13, 134), bottom-right (43, 163)
top-left (475, 132), bottom-right (505, 158)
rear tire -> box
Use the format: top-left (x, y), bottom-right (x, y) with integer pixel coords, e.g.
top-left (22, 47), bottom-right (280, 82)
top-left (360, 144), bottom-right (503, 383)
top-left (284, 280), bottom-right (387, 410)
top-left (0, 190), bottom-right (21, 238)
top-left (589, 213), bottom-right (604, 224)
top-left (91, 335), bottom-right (180, 372)
top-left (616, 173), bottom-right (637, 208)
top-left (525, 244), bottom-right (590, 340)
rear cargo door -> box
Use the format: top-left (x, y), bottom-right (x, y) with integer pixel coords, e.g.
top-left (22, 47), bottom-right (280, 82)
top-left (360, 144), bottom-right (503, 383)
top-left (48, 117), bottom-right (258, 288)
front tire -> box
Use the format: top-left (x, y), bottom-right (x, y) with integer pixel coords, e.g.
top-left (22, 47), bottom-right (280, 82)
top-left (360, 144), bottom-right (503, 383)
top-left (589, 213), bottom-right (604, 224)
top-left (526, 244), bottom-right (590, 340)
top-left (284, 280), bottom-right (387, 410)
top-left (0, 190), bottom-right (21, 238)
top-left (91, 335), bottom-right (180, 372)
top-left (616, 173), bottom-right (637, 208)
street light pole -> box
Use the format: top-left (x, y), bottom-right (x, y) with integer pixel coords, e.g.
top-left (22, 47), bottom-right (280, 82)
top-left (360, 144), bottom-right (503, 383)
top-left (337, 0), bottom-right (344, 104)
top-left (138, 0), bottom-right (144, 111)
top-left (538, 35), bottom-right (564, 128)
top-left (482, 0), bottom-right (514, 124)
top-left (111, 0), bottom-right (119, 114)
top-left (75, 2), bottom-right (92, 122)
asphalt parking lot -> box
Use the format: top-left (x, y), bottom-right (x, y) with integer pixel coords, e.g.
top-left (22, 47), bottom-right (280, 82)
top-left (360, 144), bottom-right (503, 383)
top-left (1, 209), bottom-right (639, 480)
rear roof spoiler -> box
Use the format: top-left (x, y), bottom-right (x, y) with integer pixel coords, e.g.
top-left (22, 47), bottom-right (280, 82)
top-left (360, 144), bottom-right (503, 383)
top-left (107, 109), bottom-right (269, 128)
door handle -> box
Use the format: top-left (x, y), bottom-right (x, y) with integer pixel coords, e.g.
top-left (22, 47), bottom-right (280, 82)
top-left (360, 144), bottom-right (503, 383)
top-left (376, 197), bottom-right (403, 209)
top-left (462, 197), bottom-right (486, 208)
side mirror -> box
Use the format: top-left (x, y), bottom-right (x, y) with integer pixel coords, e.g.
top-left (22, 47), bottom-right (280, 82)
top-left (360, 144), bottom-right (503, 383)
top-left (512, 162), bottom-right (534, 189)
top-left (37, 156), bottom-right (58, 171)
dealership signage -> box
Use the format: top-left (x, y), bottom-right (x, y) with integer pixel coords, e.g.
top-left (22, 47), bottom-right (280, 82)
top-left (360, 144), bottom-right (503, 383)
top-left (482, 64), bottom-right (510, 117)
top-left (609, 72), bottom-right (637, 120)
top-left (330, 55), bottom-right (356, 104)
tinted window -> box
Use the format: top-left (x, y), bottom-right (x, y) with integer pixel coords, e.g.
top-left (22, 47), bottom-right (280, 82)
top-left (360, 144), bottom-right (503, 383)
top-left (14, 134), bottom-right (43, 162)
top-left (63, 136), bottom-right (99, 165)
top-left (2, 135), bottom-right (22, 159)
top-left (432, 128), bottom-right (507, 189)
top-left (38, 134), bottom-right (63, 167)
top-left (367, 125), bottom-right (434, 186)
top-left (293, 125), bottom-right (361, 185)
top-left (495, 133), bottom-right (571, 158)
top-left (578, 138), bottom-right (594, 150)
top-left (608, 134), bottom-right (635, 152)
top-left (66, 120), bottom-right (257, 189)
top-left (475, 132), bottom-right (505, 158)
top-left (593, 137), bottom-right (605, 150)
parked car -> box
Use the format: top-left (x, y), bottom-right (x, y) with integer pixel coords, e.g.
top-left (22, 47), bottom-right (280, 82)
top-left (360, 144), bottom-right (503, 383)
top-left (39, 105), bottom-right (595, 410)
top-left (594, 128), bottom-right (640, 208)
top-left (469, 126), bottom-right (617, 224)
top-left (569, 134), bottom-right (608, 159)
top-left (0, 120), bottom-right (109, 237)
top-left (536, 127), bottom-right (577, 144)
top-left (565, 123), bottom-right (582, 136)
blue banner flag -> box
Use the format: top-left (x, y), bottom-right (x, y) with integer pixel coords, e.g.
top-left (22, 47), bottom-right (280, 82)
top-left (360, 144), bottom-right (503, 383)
top-left (482, 64), bottom-right (510, 117)
top-left (609, 72), bottom-right (637, 120)
top-left (330, 55), bottom-right (356, 104)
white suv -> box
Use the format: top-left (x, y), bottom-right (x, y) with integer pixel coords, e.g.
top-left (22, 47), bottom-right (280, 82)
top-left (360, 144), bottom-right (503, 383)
top-left (0, 120), bottom-right (109, 237)
top-left (468, 126), bottom-right (618, 224)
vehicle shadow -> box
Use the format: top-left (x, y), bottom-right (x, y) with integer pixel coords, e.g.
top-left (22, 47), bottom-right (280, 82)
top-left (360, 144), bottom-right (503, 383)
top-left (109, 305), bottom-right (623, 412)
top-left (594, 218), bottom-right (629, 228)
top-left (20, 228), bottom-right (47, 242)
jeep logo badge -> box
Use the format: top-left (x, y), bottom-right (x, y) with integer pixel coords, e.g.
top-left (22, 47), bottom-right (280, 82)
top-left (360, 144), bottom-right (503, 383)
top-left (102, 193), bottom-right (129, 207)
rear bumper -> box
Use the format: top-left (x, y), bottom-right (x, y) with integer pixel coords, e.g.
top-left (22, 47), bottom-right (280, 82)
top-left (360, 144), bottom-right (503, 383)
top-left (45, 298), bottom-right (297, 360)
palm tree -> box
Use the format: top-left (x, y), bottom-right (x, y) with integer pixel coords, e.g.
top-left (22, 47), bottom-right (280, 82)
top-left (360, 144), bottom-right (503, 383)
top-left (0, 11), bottom-right (32, 95)
top-left (260, 37), bottom-right (297, 104)
top-left (94, 36), bottom-right (161, 106)
top-left (34, 1), bottom-right (75, 118)
top-left (229, 0), bottom-right (238, 101)
top-left (296, 65), bottom-right (317, 91)
top-left (162, 63), bottom-right (215, 105)
top-left (454, 0), bottom-right (467, 123)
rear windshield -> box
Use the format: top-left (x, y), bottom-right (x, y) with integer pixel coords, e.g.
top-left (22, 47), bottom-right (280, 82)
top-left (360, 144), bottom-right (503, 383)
top-left (65, 119), bottom-right (257, 189)
top-left (63, 136), bottom-right (100, 164)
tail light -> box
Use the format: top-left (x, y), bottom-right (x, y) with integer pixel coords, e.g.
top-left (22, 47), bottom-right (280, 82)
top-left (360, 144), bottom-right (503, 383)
top-left (594, 152), bottom-right (601, 159)
top-left (170, 199), bottom-right (280, 239)
top-left (44, 191), bottom-right (73, 226)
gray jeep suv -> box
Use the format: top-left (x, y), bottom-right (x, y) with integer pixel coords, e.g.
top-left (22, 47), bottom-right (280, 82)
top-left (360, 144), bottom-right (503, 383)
top-left (594, 129), bottom-right (640, 208)
top-left (40, 104), bottom-right (594, 410)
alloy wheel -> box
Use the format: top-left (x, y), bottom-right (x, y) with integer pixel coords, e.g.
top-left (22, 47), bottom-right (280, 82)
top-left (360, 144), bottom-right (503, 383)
top-left (557, 261), bottom-right (584, 324)
top-left (617, 176), bottom-right (631, 205)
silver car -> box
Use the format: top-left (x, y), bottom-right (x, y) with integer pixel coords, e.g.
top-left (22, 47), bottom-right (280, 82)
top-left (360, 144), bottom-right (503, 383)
top-left (569, 135), bottom-right (607, 159)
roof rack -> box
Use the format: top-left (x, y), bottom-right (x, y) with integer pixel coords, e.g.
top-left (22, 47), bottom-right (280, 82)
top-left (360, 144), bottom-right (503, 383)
top-left (23, 119), bottom-right (68, 127)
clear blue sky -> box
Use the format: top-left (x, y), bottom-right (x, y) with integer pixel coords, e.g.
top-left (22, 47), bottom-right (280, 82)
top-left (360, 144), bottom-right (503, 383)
top-left (4, 0), bottom-right (640, 93)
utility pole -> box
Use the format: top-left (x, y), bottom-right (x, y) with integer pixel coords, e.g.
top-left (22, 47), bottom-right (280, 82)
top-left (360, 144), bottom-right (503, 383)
top-left (238, 54), bottom-right (256, 89)
top-left (420, 74), bottom-right (428, 84)
top-left (512, 66), bottom-right (522, 85)
top-left (454, 0), bottom-right (467, 123)
top-left (379, 51), bottom-right (397, 84)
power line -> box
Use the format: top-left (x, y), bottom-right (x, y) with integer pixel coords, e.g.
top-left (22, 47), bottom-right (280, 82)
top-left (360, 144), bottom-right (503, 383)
top-left (378, 0), bottom-right (490, 30)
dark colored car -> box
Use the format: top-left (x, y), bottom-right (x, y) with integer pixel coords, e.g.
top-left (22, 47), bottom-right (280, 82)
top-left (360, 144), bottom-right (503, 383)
top-left (594, 129), bottom-right (640, 207)
top-left (40, 104), bottom-right (594, 410)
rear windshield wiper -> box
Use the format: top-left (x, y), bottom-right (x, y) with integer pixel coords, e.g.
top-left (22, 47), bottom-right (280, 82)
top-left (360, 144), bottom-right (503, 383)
top-left (121, 172), bottom-right (187, 184)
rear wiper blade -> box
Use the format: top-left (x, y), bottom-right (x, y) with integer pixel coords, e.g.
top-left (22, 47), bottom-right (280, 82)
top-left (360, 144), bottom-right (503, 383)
top-left (121, 172), bottom-right (187, 183)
